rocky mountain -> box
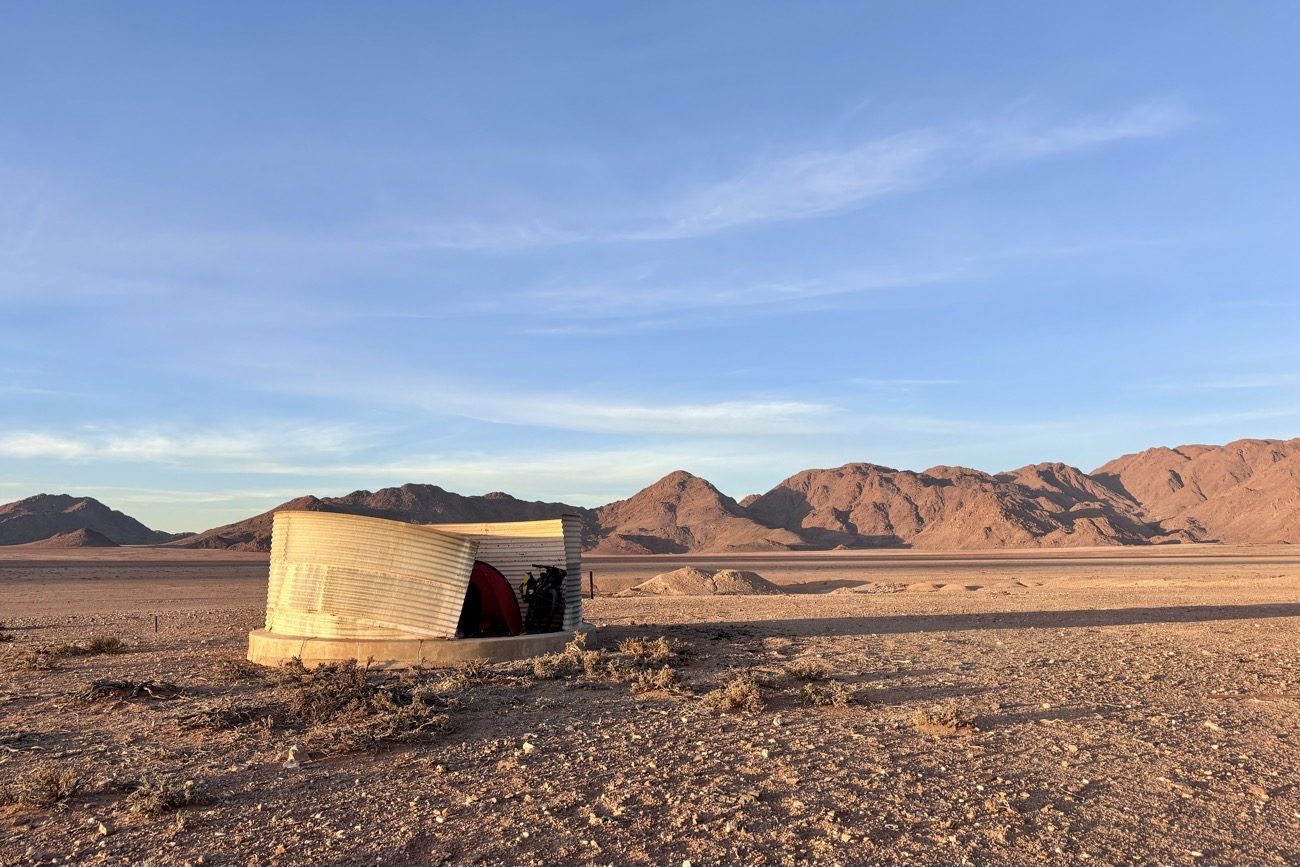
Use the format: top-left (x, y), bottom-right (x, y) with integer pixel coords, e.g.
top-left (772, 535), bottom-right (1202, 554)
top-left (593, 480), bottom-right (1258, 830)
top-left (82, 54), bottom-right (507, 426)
top-left (175, 484), bottom-right (597, 552)
top-left (14, 437), bottom-right (1296, 552)
top-left (590, 471), bottom-right (805, 553)
top-left (0, 494), bottom-right (180, 546)
top-left (1093, 437), bottom-right (1300, 543)
top-left (745, 461), bottom-right (1170, 550)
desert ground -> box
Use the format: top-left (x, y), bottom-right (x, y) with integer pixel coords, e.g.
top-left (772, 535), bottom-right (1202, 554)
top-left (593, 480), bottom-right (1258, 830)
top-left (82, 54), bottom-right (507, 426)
top-left (2, 546), bottom-right (1299, 866)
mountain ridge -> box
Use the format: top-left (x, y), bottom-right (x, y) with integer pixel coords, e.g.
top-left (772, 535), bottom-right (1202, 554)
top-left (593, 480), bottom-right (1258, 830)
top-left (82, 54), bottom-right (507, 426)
top-left (0, 494), bottom-right (183, 546)
top-left (5, 437), bottom-right (1296, 551)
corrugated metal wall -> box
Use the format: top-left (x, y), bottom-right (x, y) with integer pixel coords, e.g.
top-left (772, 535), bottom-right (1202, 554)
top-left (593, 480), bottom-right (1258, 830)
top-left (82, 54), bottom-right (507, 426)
top-left (263, 512), bottom-right (585, 641)
top-left (266, 511), bottom-right (479, 640)
top-left (427, 515), bottom-right (584, 629)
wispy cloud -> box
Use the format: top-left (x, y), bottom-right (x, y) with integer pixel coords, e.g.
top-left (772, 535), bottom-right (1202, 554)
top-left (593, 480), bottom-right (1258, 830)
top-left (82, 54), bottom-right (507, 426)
top-left (507, 263), bottom-right (964, 322)
top-left (487, 398), bottom-right (833, 436)
top-left (269, 376), bottom-right (840, 437)
top-left (1190, 372), bottom-right (1300, 390)
top-left (394, 97), bottom-right (1195, 249)
top-left (0, 424), bottom-right (363, 466)
top-left (0, 432), bottom-right (89, 460)
top-left (636, 130), bottom-right (945, 239)
top-left (977, 98), bottom-right (1194, 161)
top-left (0, 98), bottom-right (1197, 299)
top-left (230, 447), bottom-right (780, 504)
top-left (0, 161), bottom-right (47, 258)
top-left (488, 229), bottom-right (1176, 329)
top-left (847, 378), bottom-right (969, 388)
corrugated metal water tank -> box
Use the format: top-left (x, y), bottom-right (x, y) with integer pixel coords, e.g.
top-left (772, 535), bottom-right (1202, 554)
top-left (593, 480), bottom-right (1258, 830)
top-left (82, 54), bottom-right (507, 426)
top-left (261, 511), bottom-right (584, 642)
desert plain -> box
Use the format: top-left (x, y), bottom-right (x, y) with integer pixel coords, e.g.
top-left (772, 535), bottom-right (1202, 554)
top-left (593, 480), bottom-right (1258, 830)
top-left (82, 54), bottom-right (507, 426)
top-left (2, 545), bottom-right (1299, 866)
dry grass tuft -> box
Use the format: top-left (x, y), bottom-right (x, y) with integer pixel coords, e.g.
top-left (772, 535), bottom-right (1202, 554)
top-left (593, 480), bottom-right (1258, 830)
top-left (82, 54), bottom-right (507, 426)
top-left (531, 652), bottom-right (577, 680)
top-left (629, 665), bottom-right (680, 694)
top-left (912, 704), bottom-right (977, 736)
top-left (1, 762), bottom-right (83, 808)
top-left (617, 636), bottom-right (689, 665)
top-left (125, 774), bottom-right (198, 814)
top-left (440, 659), bottom-right (493, 691)
top-left (84, 635), bottom-right (127, 654)
top-left (800, 680), bottom-right (853, 707)
top-left (0, 631), bottom-right (14, 643)
top-left (700, 672), bottom-right (765, 713)
top-left (12, 636), bottom-right (127, 670)
top-left (79, 679), bottom-right (183, 701)
top-left (531, 633), bottom-right (593, 680)
top-left (13, 647), bottom-right (62, 670)
top-left (210, 658), bottom-right (263, 682)
top-left (177, 700), bottom-right (273, 730)
top-left (533, 633), bottom-right (693, 690)
top-left (784, 657), bottom-right (831, 681)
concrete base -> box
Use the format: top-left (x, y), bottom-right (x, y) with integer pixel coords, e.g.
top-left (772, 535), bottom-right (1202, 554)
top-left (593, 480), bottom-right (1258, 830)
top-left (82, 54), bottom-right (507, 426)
top-left (247, 625), bottom-right (592, 669)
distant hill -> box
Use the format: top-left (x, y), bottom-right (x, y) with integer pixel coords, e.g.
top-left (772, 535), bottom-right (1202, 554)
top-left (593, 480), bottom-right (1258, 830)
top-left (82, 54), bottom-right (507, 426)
top-left (1093, 437), bottom-right (1300, 543)
top-left (0, 494), bottom-right (183, 546)
top-left (21, 528), bottom-right (120, 548)
top-left (16, 436), bottom-right (1296, 553)
top-left (745, 461), bottom-right (1176, 550)
top-left (173, 484), bottom-right (597, 552)
top-left (590, 470), bottom-right (805, 553)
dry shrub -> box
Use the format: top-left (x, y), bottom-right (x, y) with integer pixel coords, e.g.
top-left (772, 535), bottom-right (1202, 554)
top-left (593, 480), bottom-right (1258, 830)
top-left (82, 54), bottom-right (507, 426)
top-left (440, 659), bottom-right (493, 691)
top-left (605, 635), bottom-right (690, 682)
top-left (14, 647), bottom-right (62, 670)
top-left (275, 659), bottom-right (372, 721)
top-left (532, 633), bottom-right (690, 689)
top-left (0, 631), bottom-right (14, 643)
top-left (579, 650), bottom-right (606, 677)
top-left (800, 680), bottom-right (853, 707)
top-left (16, 636), bottom-right (125, 669)
top-left (784, 657), bottom-right (830, 681)
top-left (177, 700), bottom-right (274, 730)
top-left (701, 672), bottom-right (765, 714)
top-left (531, 652), bottom-right (577, 680)
top-left (912, 704), bottom-right (977, 736)
top-left (362, 687), bottom-right (450, 741)
top-left (1, 762), bottom-right (83, 807)
top-left (617, 636), bottom-right (688, 666)
top-left (274, 659), bottom-right (450, 753)
top-left (79, 679), bottom-right (182, 701)
top-left (629, 665), bottom-right (679, 694)
top-left (300, 722), bottom-right (373, 754)
top-left (211, 658), bottom-right (263, 682)
top-left (531, 633), bottom-right (592, 680)
top-left (11, 643), bottom-right (84, 670)
top-left (125, 774), bottom-right (197, 814)
top-left (84, 635), bottom-right (126, 654)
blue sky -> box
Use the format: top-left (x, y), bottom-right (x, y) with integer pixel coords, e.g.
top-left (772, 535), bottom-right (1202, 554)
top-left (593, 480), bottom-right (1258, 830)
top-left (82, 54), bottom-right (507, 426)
top-left (2, 3), bottom-right (1298, 532)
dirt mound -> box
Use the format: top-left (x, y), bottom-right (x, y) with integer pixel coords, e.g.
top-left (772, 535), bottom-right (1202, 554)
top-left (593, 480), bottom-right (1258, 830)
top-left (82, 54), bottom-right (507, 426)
top-left (0, 494), bottom-right (179, 546)
top-left (625, 566), bottom-right (785, 596)
top-left (21, 528), bottom-right (120, 548)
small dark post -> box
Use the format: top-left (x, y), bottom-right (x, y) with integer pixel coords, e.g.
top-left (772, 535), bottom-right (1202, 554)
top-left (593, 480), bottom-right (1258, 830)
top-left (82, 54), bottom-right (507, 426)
top-left (588, 570), bottom-right (596, 600)
top-left (154, 614), bottom-right (159, 633)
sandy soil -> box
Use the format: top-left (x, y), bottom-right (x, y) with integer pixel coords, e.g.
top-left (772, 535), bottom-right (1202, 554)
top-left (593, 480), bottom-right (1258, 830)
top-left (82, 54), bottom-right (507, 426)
top-left (2, 546), bottom-right (1299, 865)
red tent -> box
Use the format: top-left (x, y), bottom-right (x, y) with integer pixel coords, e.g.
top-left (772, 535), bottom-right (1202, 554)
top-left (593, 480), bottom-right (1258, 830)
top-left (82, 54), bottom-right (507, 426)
top-left (457, 560), bottom-right (522, 638)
